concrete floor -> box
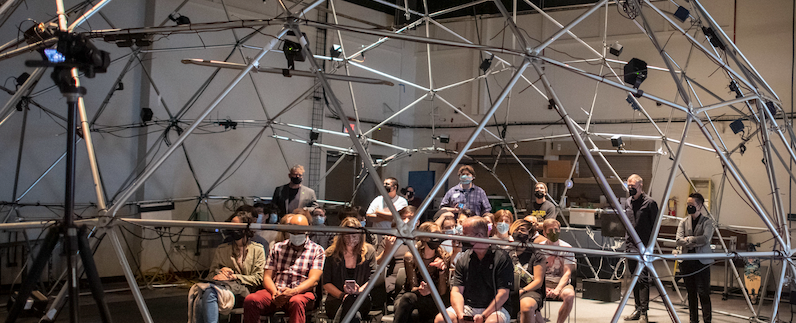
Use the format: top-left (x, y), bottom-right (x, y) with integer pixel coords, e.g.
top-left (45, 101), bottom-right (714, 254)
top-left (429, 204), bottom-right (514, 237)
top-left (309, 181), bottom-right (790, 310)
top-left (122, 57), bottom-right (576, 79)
top-left (1, 283), bottom-right (792, 322)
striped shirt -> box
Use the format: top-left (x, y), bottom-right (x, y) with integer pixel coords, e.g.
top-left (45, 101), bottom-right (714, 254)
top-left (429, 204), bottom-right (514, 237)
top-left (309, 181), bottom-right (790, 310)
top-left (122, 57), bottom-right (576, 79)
top-left (265, 238), bottom-right (325, 290)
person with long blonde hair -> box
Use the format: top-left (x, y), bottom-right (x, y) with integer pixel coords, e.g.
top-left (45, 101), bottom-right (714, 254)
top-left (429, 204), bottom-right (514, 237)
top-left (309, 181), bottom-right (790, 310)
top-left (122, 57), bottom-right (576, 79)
top-left (322, 217), bottom-right (377, 323)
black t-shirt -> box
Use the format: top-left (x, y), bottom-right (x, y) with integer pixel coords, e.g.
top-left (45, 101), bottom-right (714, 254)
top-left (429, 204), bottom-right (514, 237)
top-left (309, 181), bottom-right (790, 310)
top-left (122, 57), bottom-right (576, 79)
top-left (453, 247), bottom-right (514, 310)
top-left (530, 200), bottom-right (556, 220)
top-left (288, 187), bottom-right (300, 202)
top-left (511, 249), bottom-right (545, 294)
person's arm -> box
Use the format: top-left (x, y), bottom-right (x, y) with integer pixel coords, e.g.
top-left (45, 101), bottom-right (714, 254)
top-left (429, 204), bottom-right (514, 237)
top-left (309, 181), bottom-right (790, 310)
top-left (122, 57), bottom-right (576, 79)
top-left (479, 288), bottom-right (509, 320)
top-left (376, 236), bottom-right (396, 265)
top-left (479, 189), bottom-right (492, 214)
top-left (262, 269), bottom-right (278, 295)
top-left (369, 208), bottom-right (397, 222)
top-left (290, 269), bottom-right (322, 294)
top-left (555, 258), bottom-right (575, 292)
top-left (690, 217), bottom-right (715, 247)
top-left (450, 286), bottom-right (465, 321)
top-left (545, 203), bottom-right (557, 220)
top-left (404, 252), bottom-right (420, 291)
top-left (304, 188), bottom-right (319, 212)
top-left (235, 244), bottom-right (266, 287)
top-left (481, 252), bottom-right (512, 318)
top-left (206, 247), bottom-right (224, 279)
top-left (675, 219), bottom-right (689, 247)
top-left (522, 262), bottom-right (545, 295)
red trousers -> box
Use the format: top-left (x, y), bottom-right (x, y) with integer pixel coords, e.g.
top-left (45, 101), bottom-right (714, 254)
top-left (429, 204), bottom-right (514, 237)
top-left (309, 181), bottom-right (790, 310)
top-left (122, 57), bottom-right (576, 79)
top-left (243, 290), bottom-right (315, 323)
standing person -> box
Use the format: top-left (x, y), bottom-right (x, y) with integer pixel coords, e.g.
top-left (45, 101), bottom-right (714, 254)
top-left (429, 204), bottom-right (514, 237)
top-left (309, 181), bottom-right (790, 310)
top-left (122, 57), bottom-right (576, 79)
top-left (323, 217), bottom-right (377, 323)
top-left (271, 165), bottom-right (319, 217)
top-left (676, 193), bottom-right (714, 323)
top-left (529, 182), bottom-right (556, 221)
top-left (434, 216), bottom-right (513, 323)
top-left (508, 220), bottom-right (545, 323)
top-left (404, 186), bottom-right (423, 208)
top-left (366, 177), bottom-right (408, 230)
top-left (309, 207), bottom-right (332, 249)
top-left (539, 220), bottom-right (575, 323)
top-left (243, 214), bottom-right (325, 323)
top-left (623, 174), bottom-right (658, 323)
top-left (394, 222), bottom-right (451, 323)
top-left (439, 165), bottom-right (492, 217)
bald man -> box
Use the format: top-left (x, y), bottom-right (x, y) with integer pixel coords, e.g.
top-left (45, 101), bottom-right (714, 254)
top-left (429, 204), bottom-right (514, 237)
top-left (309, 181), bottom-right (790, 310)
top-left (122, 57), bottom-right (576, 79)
top-left (244, 214), bottom-right (325, 323)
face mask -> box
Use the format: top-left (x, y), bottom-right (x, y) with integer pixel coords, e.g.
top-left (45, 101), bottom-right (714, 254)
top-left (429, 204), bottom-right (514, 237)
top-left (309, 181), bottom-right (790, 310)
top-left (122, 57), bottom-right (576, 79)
top-left (225, 229), bottom-right (245, 241)
top-left (289, 233), bottom-right (306, 246)
top-left (496, 222), bottom-right (510, 235)
top-left (512, 232), bottom-right (529, 243)
top-left (360, 220), bottom-right (367, 228)
top-left (257, 213), bottom-right (265, 224)
top-left (344, 234), bottom-right (360, 246)
top-left (269, 213), bottom-right (278, 224)
top-left (454, 225), bottom-right (463, 235)
top-left (426, 238), bottom-right (442, 250)
top-left (459, 175), bottom-right (473, 185)
top-left (487, 223), bottom-right (493, 235)
top-left (687, 205), bottom-right (697, 215)
top-left (441, 243), bottom-right (453, 253)
top-left (547, 231), bottom-right (559, 242)
top-left (291, 176), bottom-right (302, 185)
top-left (384, 185), bottom-right (393, 193)
top-left (629, 187), bottom-right (638, 197)
top-left (444, 229), bottom-right (455, 235)
top-left (314, 216), bottom-right (326, 225)
top-left (406, 191), bottom-right (414, 199)
top-left (534, 191), bottom-right (545, 199)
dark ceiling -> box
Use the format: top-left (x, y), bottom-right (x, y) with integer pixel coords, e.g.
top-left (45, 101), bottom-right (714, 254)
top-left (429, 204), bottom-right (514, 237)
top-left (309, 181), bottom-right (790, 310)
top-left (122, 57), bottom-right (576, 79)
top-left (343, 0), bottom-right (601, 23)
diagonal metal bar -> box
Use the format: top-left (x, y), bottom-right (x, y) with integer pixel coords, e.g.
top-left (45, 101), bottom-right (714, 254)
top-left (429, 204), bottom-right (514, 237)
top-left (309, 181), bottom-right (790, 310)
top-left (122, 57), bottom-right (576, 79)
top-left (490, 0), bottom-right (531, 53)
top-left (405, 242), bottom-right (453, 323)
top-left (610, 261), bottom-right (643, 323)
top-left (531, 0), bottom-right (607, 55)
top-left (646, 264), bottom-right (682, 323)
top-left (67, 0), bottom-right (112, 32)
top-left (0, 68), bottom-right (45, 129)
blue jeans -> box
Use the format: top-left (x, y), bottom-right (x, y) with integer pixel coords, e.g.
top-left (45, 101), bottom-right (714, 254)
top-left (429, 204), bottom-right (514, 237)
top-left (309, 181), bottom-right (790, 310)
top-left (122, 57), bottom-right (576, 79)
top-left (195, 287), bottom-right (219, 323)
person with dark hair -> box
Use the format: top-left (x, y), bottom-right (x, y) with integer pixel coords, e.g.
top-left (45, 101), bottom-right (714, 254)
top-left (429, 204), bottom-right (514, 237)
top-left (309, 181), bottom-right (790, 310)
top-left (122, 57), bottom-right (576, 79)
top-left (435, 216), bottom-right (513, 323)
top-left (508, 220), bottom-right (545, 323)
top-left (309, 207), bottom-right (332, 249)
top-left (530, 182), bottom-right (556, 221)
top-left (623, 174), bottom-right (658, 323)
top-left (404, 186), bottom-right (423, 208)
top-left (188, 212), bottom-right (265, 323)
top-left (539, 219), bottom-right (575, 323)
top-left (676, 192), bottom-right (714, 323)
top-left (271, 165), bottom-right (319, 217)
top-left (366, 177), bottom-right (408, 231)
top-left (243, 213), bottom-right (325, 323)
top-left (225, 206), bottom-right (269, 255)
top-left (438, 165), bottom-right (491, 217)
top-left (394, 222), bottom-right (452, 323)
top-left (323, 217), bottom-right (377, 323)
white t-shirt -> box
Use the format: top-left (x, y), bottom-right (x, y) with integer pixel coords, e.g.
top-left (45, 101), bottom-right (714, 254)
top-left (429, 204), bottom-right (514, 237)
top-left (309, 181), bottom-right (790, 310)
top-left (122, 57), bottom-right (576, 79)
top-left (366, 195), bottom-right (408, 228)
top-left (539, 239), bottom-right (576, 284)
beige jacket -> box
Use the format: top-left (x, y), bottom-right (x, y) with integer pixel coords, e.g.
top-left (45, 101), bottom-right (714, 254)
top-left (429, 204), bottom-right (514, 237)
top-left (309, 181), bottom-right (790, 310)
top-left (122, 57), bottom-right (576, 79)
top-left (207, 241), bottom-right (266, 288)
top-left (676, 212), bottom-right (715, 265)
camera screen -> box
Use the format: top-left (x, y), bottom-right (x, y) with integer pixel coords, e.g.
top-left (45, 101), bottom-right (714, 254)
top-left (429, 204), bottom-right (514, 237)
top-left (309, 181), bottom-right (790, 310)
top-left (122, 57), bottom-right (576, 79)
top-left (44, 48), bottom-right (65, 63)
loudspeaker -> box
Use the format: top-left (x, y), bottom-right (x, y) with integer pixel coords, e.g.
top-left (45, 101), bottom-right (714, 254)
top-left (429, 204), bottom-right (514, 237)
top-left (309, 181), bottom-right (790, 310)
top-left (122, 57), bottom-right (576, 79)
top-left (582, 279), bottom-right (621, 302)
top-left (624, 58), bottom-right (647, 89)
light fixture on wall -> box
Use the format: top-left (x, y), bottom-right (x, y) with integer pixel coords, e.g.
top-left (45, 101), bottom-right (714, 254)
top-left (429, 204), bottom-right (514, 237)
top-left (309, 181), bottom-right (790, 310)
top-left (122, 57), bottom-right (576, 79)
top-left (168, 13), bottom-right (191, 25)
top-left (609, 41), bottom-right (623, 56)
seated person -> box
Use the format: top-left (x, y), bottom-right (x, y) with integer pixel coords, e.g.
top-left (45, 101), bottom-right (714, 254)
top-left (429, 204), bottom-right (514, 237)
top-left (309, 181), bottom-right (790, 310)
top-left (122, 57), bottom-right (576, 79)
top-left (490, 210), bottom-right (515, 250)
top-left (243, 214), bottom-right (325, 323)
top-left (189, 212), bottom-right (265, 323)
top-left (323, 217), bottom-right (377, 323)
top-left (523, 216), bottom-right (546, 244)
top-left (539, 219), bottom-right (575, 323)
top-left (376, 209), bottom-right (417, 299)
top-left (437, 214), bottom-right (458, 254)
top-left (309, 207), bottom-right (332, 249)
top-left (509, 220), bottom-right (546, 323)
top-left (435, 217), bottom-right (513, 323)
top-left (394, 222), bottom-right (451, 323)
top-left (225, 205), bottom-right (269, 254)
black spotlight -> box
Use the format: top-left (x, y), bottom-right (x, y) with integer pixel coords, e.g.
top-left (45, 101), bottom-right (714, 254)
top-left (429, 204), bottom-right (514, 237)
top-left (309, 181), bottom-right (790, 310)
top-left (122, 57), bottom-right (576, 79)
top-left (310, 130), bottom-right (320, 143)
top-left (673, 6), bottom-right (689, 22)
top-left (609, 41), bottom-right (623, 56)
top-left (624, 58), bottom-right (647, 89)
top-left (168, 13), bottom-right (191, 25)
top-left (729, 119), bottom-right (744, 134)
top-left (282, 40), bottom-right (305, 70)
top-left (480, 54), bottom-right (493, 73)
top-left (329, 44), bottom-right (342, 58)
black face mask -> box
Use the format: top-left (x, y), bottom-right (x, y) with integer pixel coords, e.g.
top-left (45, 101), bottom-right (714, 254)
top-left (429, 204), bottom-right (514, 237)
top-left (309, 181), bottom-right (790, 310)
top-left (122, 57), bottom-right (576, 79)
top-left (687, 205), bottom-right (697, 215)
top-left (290, 176), bottom-right (302, 185)
top-left (461, 241), bottom-right (473, 251)
top-left (224, 229), bottom-right (245, 241)
top-left (426, 238), bottom-right (442, 250)
top-left (406, 191), bottom-right (414, 199)
top-left (512, 232), bottom-right (529, 243)
top-left (384, 185), bottom-right (393, 193)
top-left (629, 187), bottom-right (638, 197)
top-left (534, 191), bottom-right (545, 199)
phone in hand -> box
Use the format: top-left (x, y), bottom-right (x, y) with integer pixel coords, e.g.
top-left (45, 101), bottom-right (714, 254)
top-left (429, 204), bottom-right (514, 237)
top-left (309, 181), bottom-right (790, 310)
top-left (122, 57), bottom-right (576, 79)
top-left (462, 316), bottom-right (474, 322)
top-left (344, 280), bottom-right (357, 291)
top-left (457, 203), bottom-right (465, 209)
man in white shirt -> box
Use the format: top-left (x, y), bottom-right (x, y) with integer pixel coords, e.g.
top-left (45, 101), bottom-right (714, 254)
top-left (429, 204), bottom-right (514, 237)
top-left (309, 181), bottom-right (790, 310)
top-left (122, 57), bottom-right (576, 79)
top-left (539, 219), bottom-right (575, 323)
top-left (366, 177), bottom-right (408, 230)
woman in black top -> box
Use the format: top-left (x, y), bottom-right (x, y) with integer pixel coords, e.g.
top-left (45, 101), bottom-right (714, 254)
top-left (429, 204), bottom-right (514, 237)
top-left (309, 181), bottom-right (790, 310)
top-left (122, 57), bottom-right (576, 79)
top-left (323, 217), bottom-right (377, 323)
top-left (509, 219), bottom-right (546, 323)
top-left (393, 222), bottom-right (452, 323)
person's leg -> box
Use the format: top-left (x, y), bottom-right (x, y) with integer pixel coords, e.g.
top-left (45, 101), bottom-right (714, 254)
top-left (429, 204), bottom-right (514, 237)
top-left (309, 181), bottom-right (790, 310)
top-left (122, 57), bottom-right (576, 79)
top-left (286, 291), bottom-right (315, 323)
top-left (519, 297), bottom-right (539, 323)
top-left (681, 261), bottom-right (699, 323)
top-left (243, 289), bottom-right (276, 323)
top-left (202, 288), bottom-right (219, 323)
top-left (627, 259), bottom-right (641, 312)
top-left (638, 267), bottom-right (650, 313)
top-left (416, 294), bottom-right (443, 320)
top-left (696, 263), bottom-right (712, 323)
top-left (333, 294), bottom-right (363, 323)
top-left (483, 307), bottom-right (510, 323)
top-left (394, 292), bottom-right (420, 323)
top-left (557, 285), bottom-right (575, 323)
top-left (435, 307), bottom-right (458, 323)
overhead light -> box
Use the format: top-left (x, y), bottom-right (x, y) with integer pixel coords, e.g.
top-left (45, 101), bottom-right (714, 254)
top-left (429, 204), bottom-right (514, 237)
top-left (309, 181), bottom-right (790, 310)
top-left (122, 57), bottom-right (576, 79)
top-left (609, 41), bottom-right (623, 56)
top-left (479, 54), bottom-right (493, 73)
top-left (611, 135), bottom-right (624, 149)
top-left (330, 44), bottom-right (342, 58)
top-left (624, 58), bottom-right (647, 90)
top-left (282, 40), bottom-right (305, 70)
top-left (168, 13), bottom-right (191, 25)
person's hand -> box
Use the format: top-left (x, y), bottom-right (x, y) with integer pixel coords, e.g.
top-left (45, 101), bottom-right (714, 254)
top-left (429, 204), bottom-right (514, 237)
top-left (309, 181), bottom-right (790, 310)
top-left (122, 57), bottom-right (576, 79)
top-left (429, 257), bottom-right (446, 271)
top-left (220, 267), bottom-right (234, 275)
top-left (343, 282), bottom-right (360, 295)
top-left (545, 287), bottom-right (553, 298)
top-left (548, 287), bottom-right (561, 299)
top-left (473, 314), bottom-right (484, 323)
top-left (273, 288), bottom-right (289, 307)
top-left (519, 287), bottom-right (527, 295)
top-left (456, 312), bottom-right (465, 323)
top-left (384, 235), bottom-right (397, 248)
top-left (281, 287), bottom-right (299, 297)
top-left (417, 281), bottom-right (431, 296)
top-left (212, 273), bottom-right (229, 281)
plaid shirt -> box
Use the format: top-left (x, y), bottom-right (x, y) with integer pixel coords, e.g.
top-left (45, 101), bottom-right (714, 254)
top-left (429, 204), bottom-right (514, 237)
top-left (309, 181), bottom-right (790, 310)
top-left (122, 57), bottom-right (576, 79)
top-left (265, 238), bottom-right (325, 290)
top-left (441, 184), bottom-right (491, 216)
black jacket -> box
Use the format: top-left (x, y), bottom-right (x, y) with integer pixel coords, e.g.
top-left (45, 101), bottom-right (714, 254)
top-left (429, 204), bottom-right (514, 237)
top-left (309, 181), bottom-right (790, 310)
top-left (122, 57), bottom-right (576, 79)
top-left (623, 193), bottom-right (659, 252)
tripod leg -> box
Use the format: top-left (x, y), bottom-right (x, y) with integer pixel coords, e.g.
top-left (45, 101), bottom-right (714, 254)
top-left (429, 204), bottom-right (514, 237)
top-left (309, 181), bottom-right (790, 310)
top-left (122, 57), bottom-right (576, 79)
top-left (77, 226), bottom-right (113, 323)
top-left (5, 227), bottom-right (60, 323)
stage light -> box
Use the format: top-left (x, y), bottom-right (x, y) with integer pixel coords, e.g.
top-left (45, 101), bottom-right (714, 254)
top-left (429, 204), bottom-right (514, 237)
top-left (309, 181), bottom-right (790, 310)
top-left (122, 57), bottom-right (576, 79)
top-left (673, 6), bottom-right (689, 22)
top-left (609, 41), bottom-right (623, 56)
top-left (282, 40), bottom-right (305, 70)
top-left (168, 13), bottom-right (191, 25)
top-left (611, 135), bottom-right (624, 149)
top-left (330, 44), bottom-right (342, 58)
top-left (623, 58), bottom-right (647, 89)
top-left (435, 134), bottom-right (450, 143)
top-left (480, 54), bottom-right (493, 73)
top-left (310, 131), bottom-right (320, 142)
top-left (15, 72), bottom-right (30, 87)
top-left (729, 119), bottom-right (744, 134)
top-left (219, 119), bottom-right (237, 130)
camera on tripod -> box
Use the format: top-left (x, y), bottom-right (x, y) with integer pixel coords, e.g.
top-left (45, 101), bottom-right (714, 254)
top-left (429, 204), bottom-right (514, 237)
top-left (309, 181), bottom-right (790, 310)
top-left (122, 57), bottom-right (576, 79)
top-left (25, 31), bottom-right (110, 93)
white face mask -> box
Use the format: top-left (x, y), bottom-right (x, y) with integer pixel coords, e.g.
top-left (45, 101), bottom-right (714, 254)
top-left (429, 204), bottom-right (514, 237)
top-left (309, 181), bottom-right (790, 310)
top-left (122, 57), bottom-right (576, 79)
top-left (269, 213), bottom-right (278, 224)
top-left (314, 216), bottom-right (326, 225)
top-left (289, 233), bottom-right (306, 246)
top-left (496, 222), bottom-right (510, 235)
